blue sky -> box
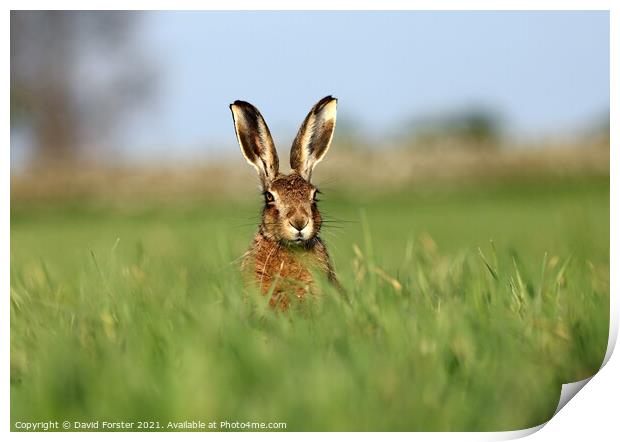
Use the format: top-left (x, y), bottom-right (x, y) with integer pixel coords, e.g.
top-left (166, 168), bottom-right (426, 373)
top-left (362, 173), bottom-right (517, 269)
top-left (124, 11), bottom-right (609, 160)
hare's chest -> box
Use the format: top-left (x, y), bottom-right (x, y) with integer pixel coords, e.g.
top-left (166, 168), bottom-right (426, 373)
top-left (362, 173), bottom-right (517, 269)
top-left (254, 245), bottom-right (316, 285)
top-left (245, 240), bottom-right (328, 306)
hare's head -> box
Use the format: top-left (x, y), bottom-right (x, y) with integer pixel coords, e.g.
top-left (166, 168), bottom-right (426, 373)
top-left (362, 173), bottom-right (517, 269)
top-left (230, 96), bottom-right (337, 245)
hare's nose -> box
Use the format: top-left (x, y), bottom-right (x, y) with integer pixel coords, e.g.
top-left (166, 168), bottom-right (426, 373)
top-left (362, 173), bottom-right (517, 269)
top-left (289, 218), bottom-right (309, 232)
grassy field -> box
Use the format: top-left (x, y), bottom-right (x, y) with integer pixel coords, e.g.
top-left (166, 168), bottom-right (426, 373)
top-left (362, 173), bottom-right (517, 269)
top-left (10, 174), bottom-right (609, 431)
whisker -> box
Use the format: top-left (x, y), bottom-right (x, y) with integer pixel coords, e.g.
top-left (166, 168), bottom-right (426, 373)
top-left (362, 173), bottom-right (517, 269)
top-left (320, 212), bottom-right (356, 223)
top-left (321, 218), bottom-right (350, 223)
top-left (230, 224), bottom-right (261, 230)
top-left (323, 221), bottom-right (355, 226)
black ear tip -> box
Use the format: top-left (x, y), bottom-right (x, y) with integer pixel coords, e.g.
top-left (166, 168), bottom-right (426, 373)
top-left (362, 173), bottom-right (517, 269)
top-left (231, 100), bottom-right (256, 109)
top-left (315, 95), bottom-right (337, 110)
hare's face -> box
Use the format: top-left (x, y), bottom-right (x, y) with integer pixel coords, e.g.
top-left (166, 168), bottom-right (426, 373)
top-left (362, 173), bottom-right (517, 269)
top-left (262, 173), bottom-right (321, 244)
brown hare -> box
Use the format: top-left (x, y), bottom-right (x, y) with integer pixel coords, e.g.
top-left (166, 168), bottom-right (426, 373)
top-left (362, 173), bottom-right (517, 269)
top-left (230, 96), bottom-right (340, 310)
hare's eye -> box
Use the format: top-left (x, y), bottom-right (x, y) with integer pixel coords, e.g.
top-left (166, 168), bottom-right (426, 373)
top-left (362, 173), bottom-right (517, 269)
top-left (264, 191), bottom-right (275, 203)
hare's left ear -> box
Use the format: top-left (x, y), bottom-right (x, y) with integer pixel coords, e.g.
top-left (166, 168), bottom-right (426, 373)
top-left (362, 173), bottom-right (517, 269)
top-left (290, 96), bottom-right (337, 181)
top-left (230, 100), bottom-right (279, 186)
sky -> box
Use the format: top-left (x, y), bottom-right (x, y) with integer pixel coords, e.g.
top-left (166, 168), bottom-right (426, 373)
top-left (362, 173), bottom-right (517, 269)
top-left (21, 11), bottom-right (613, 163)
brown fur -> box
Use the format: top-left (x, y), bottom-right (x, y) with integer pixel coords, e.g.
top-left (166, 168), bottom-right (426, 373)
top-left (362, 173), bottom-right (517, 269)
top-left (230, 96), bottom-right (340, 310)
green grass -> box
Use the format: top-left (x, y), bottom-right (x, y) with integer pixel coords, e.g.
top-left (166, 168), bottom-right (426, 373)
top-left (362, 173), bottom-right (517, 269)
top-left (10, 176), bottom-right (609, 431)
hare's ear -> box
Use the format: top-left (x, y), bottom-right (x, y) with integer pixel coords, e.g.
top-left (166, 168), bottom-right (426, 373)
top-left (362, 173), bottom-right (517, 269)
top-left (290, 96), bottom-right (337, 181)
top-left (230, 100), bottom-right (279, 185)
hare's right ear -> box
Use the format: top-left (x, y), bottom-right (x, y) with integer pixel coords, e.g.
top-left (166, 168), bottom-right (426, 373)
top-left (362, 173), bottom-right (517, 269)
top-left (230, 100), bottom-right (279, 185)
top-left (290, 96), bottom-right (337, 181)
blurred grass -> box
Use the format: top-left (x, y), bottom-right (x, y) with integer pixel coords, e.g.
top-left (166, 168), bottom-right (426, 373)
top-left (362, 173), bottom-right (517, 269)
top-left (10, 174), bottom-right (609, 431)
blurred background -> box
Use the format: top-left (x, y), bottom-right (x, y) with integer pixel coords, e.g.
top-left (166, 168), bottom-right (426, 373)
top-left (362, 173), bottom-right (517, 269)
top-left (10, 11), bottom-right (609, 207)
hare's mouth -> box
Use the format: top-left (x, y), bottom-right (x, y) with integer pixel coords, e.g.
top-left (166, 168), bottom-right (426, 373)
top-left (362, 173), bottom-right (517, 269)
top-left (285, 232), bottom-right (313, 246)
top-left (286, 238), bottom-right (311, 249)
top-left (284, 221), bottom-right (313, 243)
top-left (291, 234), bottom-right (305, 243)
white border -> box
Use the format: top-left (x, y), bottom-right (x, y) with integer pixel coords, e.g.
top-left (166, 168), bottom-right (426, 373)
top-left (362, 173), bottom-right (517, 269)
top-left (3, 1), bottom-right (616, 440)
